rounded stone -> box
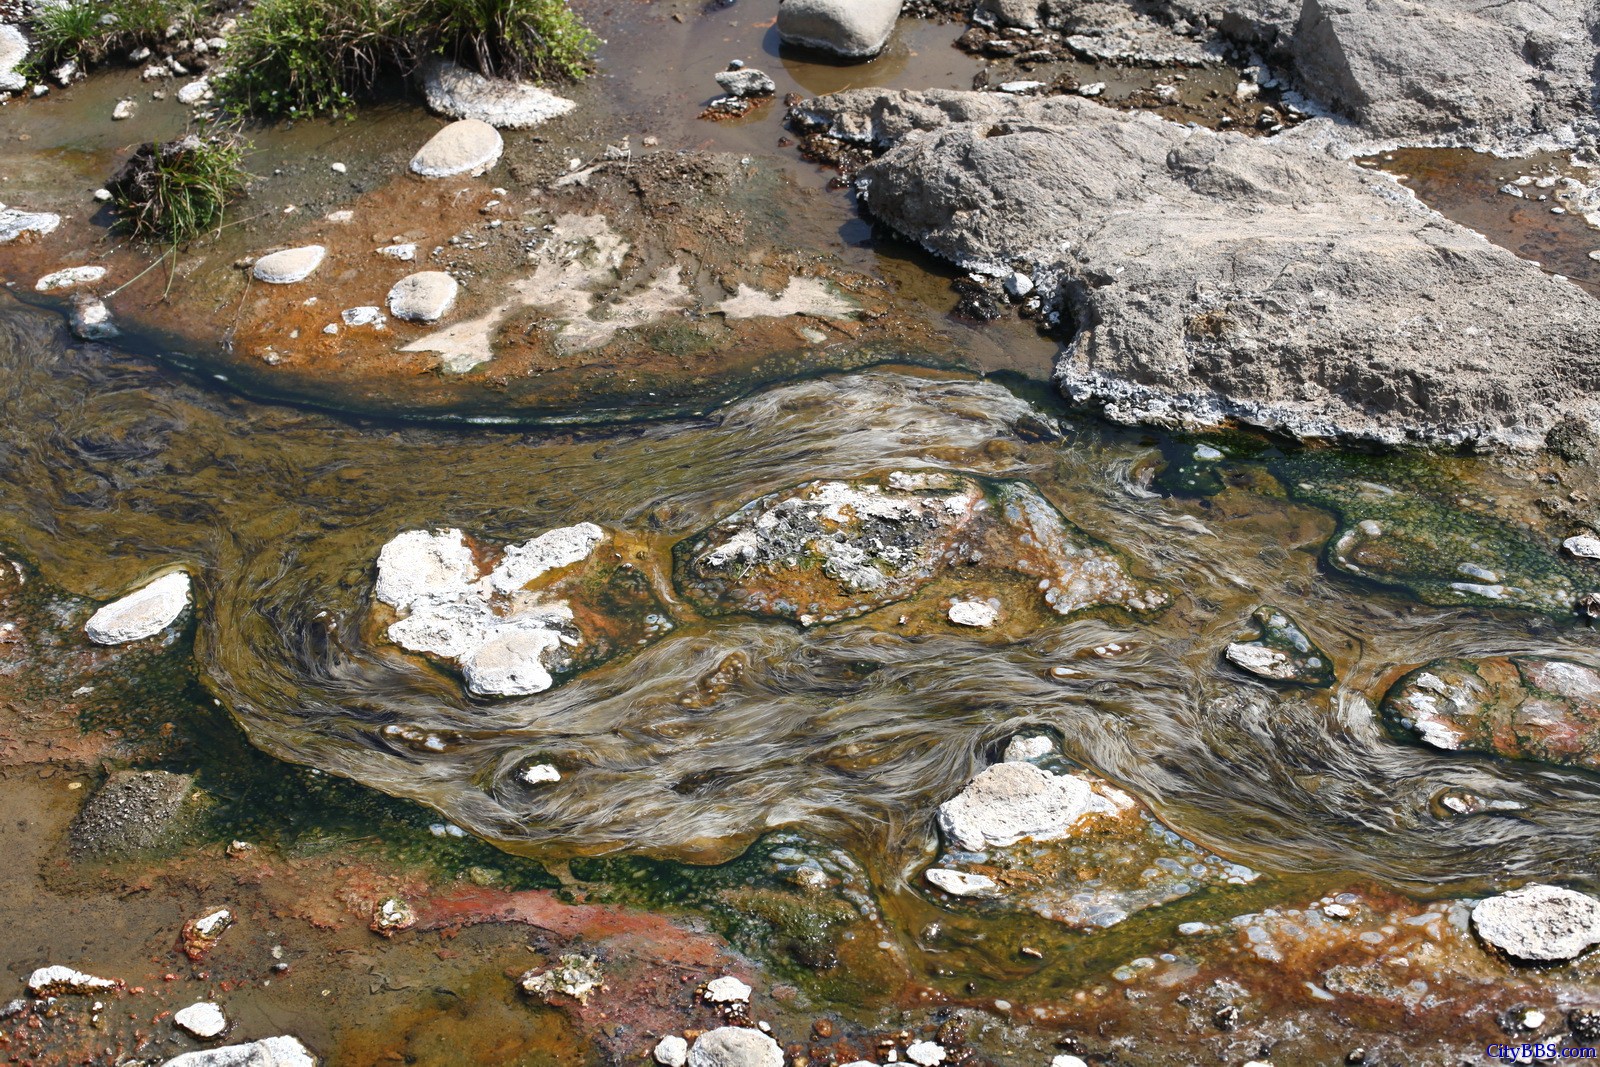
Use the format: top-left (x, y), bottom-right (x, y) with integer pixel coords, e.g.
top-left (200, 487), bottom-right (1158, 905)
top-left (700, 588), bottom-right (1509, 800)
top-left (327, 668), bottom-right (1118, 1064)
top-left (776, 0), bottom-right (901, 58)
top-left (252, 245), bottom-right (326, 284)
top-left (85, 571), bottom-right (192, 645)
top-left (173, 1001), bottom-right (229, 1039)
top-left (410, 119), bottom-right (504, 178)
top-left (422, 59), bottom-right (575, 130)
top-left (36, 265), bottom-right (107, 292)
top-left (387, 271), bottom-right (460, 324)
top-left (1472, 883), bottom-right (1600, 962)
top-left (655, 1035), bottom-right (689, 1066)
top-left (461, 628), bottom-right (562, 697)
top-left (687, 1027), bottom-right (784, 1067)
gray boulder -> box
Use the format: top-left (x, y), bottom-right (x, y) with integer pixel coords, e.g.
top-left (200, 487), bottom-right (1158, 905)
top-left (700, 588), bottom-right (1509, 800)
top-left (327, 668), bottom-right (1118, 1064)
top-left (777, 0), bottom-right (902, 58)
top-left (1472, 884), bottom-right (1600, 962)
top-left (715, 68), bottom-right (776, 98)
top-left (795, 89), bottom-right (1600, 449)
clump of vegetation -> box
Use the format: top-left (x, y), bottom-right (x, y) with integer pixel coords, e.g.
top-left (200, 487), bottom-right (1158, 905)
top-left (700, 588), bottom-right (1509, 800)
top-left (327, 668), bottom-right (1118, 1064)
top-left (106, 132), bottom-right (249, 246)
top-left (215, 0), bottom-right (598, 118)
top-left (25, 0), bottom-right (203, 73)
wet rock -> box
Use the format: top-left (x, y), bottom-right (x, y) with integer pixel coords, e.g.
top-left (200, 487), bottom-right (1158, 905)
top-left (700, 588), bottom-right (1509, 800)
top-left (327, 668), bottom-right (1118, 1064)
top-left (906, 1042), bottom-right (946, 1066)
top-left (35, 266), bottom-right (107, 292)
top-left (792, 89), bottom-right (1600, 449)
top-left (181, 908), bottom-right (234, 960)
top-left (519, 762), bottom-right (560, 785)
top-left (687, 1026), bottom-right (784, 1067)
top-left (0, 24), bottom-right (26, 93)
top-left (937, 760), bottom-right (1135, 850)
top-left (251, 246), bottom-right (326, 285)
top-left (1472, 884), bottom-right (1600, 962)
top-left (1563, 534), bottom-right (1600, 560)
top-left (387, 271), bottom-right (459, 324)
top-left (674, 471), bottom-right (1165, 627)
top-left (70, 297), bottom-right (119, 340)
top-left (519, 953), bottom-right (602, 1002)
top-left (370, 897), bottom-right (415, 936)
top-left (1001, 734), bottom-right (1054, 762)
top-left (175, 77), bottom-right (211, 105)
top-left (925, 867), bottom-right (997, 897)
top-left (173, 1002), bottom-right (229, 1039)
top-left (69, 769), bottom-right (196, 856)
top-left (1381, 656), bottom-right (1600, 772)
top-left (0, 208), bottom-right (62, 244)
top-left (1222, 606), bottom-right (1334, 687)
top-left (84, 571), bottom-right (191, 644)
top-left (112, 98), bottom-right (137, 120)
top-left (703, 975), bottom-right (752, 1003)
top-left (26, 966), bottom-right (118, 996)
top-left (372, 524), bottom-right (669, 697)
top-left (421, 58), bottom-right (576, 129)
top-left (340, 306), bottom-right (385, 328)
top-left (409, 119), bottom-right (504, 178)
top-left (947, 598), bottom-right (998, 628)
top-left (777, 0), bottom-right (901, 58)
top-left (715, 68), bottom-right (776, 98)
top-left (656, 1035), bottom-right (690, 1066)
top-left (161, 1035), bottom-right (318, 1066)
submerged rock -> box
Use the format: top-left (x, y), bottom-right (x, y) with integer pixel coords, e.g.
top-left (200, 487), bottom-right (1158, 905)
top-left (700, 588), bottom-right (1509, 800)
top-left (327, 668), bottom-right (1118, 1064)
top-left (687, 1026), bottom-right (784, 1067)
top-left (1381, 656), bottom-right (1600, 772)
top-left (1472, 884), bottom-right (1600, 962)
top-left (372, 524), bottom-right (669, 697)
top-left (410, 119), bottom-right (504, 178)
top-left (70, 769), bottom-right (196, 856)
top-left (35, 266), bottom-right (107, 292)
top-left (1223, 606), bottom-right (1333, 687)
top-left (777, 0), bottom-right (901, 57)
top-left (792, 89), bottom-right (1600, 449)
top-left (70, 296), bottom-right (119, 340)
top-left (84, 571), bottom-right (191, 644)
top-left (673, 471), bottom-right (1165, 627)
top-left (161, 1035), bottom-right (318, 1066)
top-left (519, 953), bottom-right (602, 1002)
top-left (420, 58), bottom-right (576, 129)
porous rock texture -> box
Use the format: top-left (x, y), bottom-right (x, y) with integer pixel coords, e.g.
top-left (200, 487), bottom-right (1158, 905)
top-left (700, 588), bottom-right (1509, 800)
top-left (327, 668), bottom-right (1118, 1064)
top-left (794, 89), bottom-right (1600, 449)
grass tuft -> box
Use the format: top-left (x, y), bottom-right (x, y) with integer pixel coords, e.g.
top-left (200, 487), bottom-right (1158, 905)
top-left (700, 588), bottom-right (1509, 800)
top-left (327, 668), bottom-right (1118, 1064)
top-left (106, 132), bottom-right (249, 246)
top-left (25, 0), bottom-right (203, 72)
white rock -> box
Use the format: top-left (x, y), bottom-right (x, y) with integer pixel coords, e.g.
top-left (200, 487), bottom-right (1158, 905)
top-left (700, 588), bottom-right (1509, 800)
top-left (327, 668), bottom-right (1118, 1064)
top-left (714, 68), bottom-right (776, 98)
top-left (1194, 443), bottom-right (1224, 461)
top-left (1001, 735), bottom-right (1053, 762)
top-left (487, 522), bottom-right (604, 593)
top-left (460, 628), bottom-right (562, 697)
top-left (1051, 1058), bottom-right (1089, 1067)
top-left (0, 24), bottom-right (27, 93)
top-left (0, 208), bottom-right (62, 244)
top-left (1003, 271), bottom-right (1033, 297)
top-left (655, 1035), bottom-right (690, 1067)
top-left (341, 306), bottom-right (385, 328)
top-left (26, 966), bottom-right (117, 996)
top-left (161, 1035), bottom-right (317, 1066)
top-left (687, 1027), bottom-right (784, 1067)
top-left (36, 266), bottom-right (107, 292)
top-left (377, 243), bottom-right (417, 261)
top-left (252, 246), bottom-right (326, 284)
top-left (1563, 534), bottom-right (1600, 559)
top-left (94, 189), bottom-right (112, 202)
top-left (1176, 921), bottom-right (1210, 935)
top-left (925, 868), bottom-right (997, 897)
top-left (112, 98), bottom-right (137, 120)
top-left (85, 571), bottom-right (192, 644)
top-left (703, 976), bottom-right (752, 1003)
top-left (937, 761), bottom-right (1131, 851)
top-left (330, 162), bottom-right (346, 174)
top-left (421, 58), bottom-right (575, 130)
top-left (947, 599), bottom-right (999, 628)
top-left (71, 297), bottom-right (119, 340)
top-left (520, 763), bottom-right (560, 785)
top-left (176, 77), bottom-right (211, 105)
top-left (374, 529), bottom-right (478, 611)
top-left (324, 209), bottom-right (353, 223)
top-left (192, 908), bottom-right (233, 937)
top-left (998, 80), bottom-right (1045, 94)
top-left (174, 1001), bottom-right (229, 1039)
top-left (776, 0), bottom-right (901, 58)
top-left (1078, 82), bottom-right (1106, 97)
top-left (1223, 641), bottom-right (1296, 681)
top-left (410, 119), bottom-right (504, 178)
top-left (1472, 883), bottom-right (1600, 962)
top-left (387, 272), bottom-right (459, 323)
top-left (906, 1042), bottom-right (946, 1066)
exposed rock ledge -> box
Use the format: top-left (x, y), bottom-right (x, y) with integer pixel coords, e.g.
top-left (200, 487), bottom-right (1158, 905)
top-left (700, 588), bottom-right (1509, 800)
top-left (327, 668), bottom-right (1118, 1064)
top-left (795, 89), bottom-right (1600, 450)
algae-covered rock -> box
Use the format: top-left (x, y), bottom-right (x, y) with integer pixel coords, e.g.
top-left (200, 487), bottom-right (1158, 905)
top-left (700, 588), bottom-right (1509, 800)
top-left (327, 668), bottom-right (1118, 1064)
top-left (1223, 606), bottom-right (1334, 687)
top-left (673, 471), bottom-right (1165, 627)
top-left (1381, 656), bottom-right (1600, 772)
top-left (372, 524), bottom-right (670, 697)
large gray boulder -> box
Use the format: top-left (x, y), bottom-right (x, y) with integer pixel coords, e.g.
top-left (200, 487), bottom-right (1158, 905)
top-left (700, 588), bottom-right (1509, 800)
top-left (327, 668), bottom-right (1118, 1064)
top-left (795, 89), bottom-right (1600, 449)
top-left (777, 0), bottom-right (902, 58)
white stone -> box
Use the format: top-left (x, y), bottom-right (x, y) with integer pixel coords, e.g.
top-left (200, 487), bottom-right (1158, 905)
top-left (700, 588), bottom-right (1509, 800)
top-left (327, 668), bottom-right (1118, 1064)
top-left (687, 1027), bottom-right (784, 1067)
top-left (703, 976), bottom-right (752, 1003)
top-left (0, 208), bottom-right (61, 244)
top-left (192, 908), bottom-right (232, 937)
top-left (93, 189), bottom-right (112, 202)
top-left (387, 272), bottom-right (459, 323)
top-left (461, 628), bottom-right (562, 697)
top-left (998, 81), bottom-right (1044, 94)
top-left (1003, 271), bottom-right (1033, 297)
top-left (925, 868), bottom-right (997, 897)
top-left (715, 68), bottom-right (776, 98)
top-left (937, 761), bottom-right (1132, 851)
top-left (85, 572), bottom-right (192, 644)
top-left (71, 298), bottom-right (118, 340)
top-left (421, 58), bottom-right (575, 129)
top-left (1001, 735), bottom-right (1053, 762)
top-left (27, 966), bottom-right (117, 996)
top-left (1078, 82), bottom-right (1106, 97)
top-left (410, 119), bottom-right (504, 178)
top-left (324, 209), bottom-right (353, 223)
top-left (0, 24), bottom-right (27, 93)
top-left (176, 77), bottom-right (211, 104)
top-left (378, 243), bottom-right (416, 261)
top-left (655, 1036), bottom-right (690, 1067)
top-left (1563, 534), bottom-right (1600, 559)
top-left (947, 599), bottom-right (999, 628)
top-left (253, 246), bottom-right (326, 284)
top-left (341, 306), bottom-right (385, 328)
top-left (487, 522), bottom-right (604, 593)
top-left (1051, 1058), bottom-right (1089, 1067)
top-left (520, 763), bottom-right (560, 785)
top-left (374, 529), bottom-right (478, 611)
top-left (906, 1043), bottom-right (946, 1066)
top-left (330, 162), bottom-right (347, 174)
top-left (1223, 642), bottom-right (1296, 681)
top-left (174, 1002), bottom-right (229, 1039)
top-left (36, 266), bottom-right (107, 292)
top-left (1472, 883), bottom-right (1600, 962)
top-left (112, 98), bottom-right (136, 120)
top-left (1194, 444), bottom-right (1224, 461)
top-left (161, 1035), bottom-right (317, 1066)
